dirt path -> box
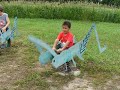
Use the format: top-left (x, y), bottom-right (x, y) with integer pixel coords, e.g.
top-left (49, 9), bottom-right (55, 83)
top-left (33, 62), bottom-right (120, 90)
top-left (63, 75), bottom-right (120, 90)
top-left (0, 46), bottom-right (28, 90)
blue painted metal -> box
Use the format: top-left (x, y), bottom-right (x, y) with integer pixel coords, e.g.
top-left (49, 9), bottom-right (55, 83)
top-left (0, 29), bottom-right (11, 43)
top-left (28, 35), bottom-right (56, 64)
top-left (39, 51), bottom-right (54, 64)
top-left (29, 23), bottom-right (107, 69)
top-left (93, 24), bottom-right (107, 53)
top-left (29, 35), bottom-right (57, 56)
top-left (9, 17), bottom-right (18, 40)
top-left (0, 17), bottom-right (18, 45)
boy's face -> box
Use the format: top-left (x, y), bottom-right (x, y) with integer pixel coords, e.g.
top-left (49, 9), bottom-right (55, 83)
top-left (0, 11), bottom-right (3, 16)
top-left (62, 25), bottom-right (70, 33)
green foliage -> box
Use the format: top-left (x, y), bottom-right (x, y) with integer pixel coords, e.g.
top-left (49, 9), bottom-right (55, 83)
top-left (2, 2), bottom-right (120, 23)
top-left (2, 0), bottom-right (120, 6)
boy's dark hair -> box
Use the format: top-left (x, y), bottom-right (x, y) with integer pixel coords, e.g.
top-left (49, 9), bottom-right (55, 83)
top-left (62, 20), bottom-right (71, 29)
top-left (0, 5), bottom-right (3, 12)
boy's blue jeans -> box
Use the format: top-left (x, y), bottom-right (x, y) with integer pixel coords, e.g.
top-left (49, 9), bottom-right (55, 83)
top-left (56, 42), bottom-right (62, 49)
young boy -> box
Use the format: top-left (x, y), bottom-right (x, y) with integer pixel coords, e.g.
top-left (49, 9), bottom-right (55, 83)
top-left (52, 21), bottom-right (74, 72)
top-left (0, 5), bottom-right (10, 47)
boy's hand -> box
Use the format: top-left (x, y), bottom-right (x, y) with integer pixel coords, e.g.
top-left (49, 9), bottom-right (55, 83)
top-left (56, 48), bottom-right (63, 54)
top-left (52, 47), bottom-right (56, 51)
top-left (2, 27), bottom-right (6, 32)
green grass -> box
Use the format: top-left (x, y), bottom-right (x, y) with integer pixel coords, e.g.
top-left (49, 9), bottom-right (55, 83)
top-left (16, 18), bottom-right (120, 73)
top-left (1, 18), bottom-right (120, 89)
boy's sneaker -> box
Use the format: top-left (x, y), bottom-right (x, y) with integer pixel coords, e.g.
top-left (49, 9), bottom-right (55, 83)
top-left (70, 67), bottom-right (81, 76)
top-left (57, 63), bottom-right (71, 76)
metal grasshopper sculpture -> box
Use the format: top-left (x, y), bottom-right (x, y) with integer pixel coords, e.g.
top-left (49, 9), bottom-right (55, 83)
top-left (29, 24), bottom-right (107, 69)
top-left (0, 17), bottom-right (18, 47)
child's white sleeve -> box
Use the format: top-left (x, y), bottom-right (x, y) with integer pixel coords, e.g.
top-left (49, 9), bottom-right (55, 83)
top-left (4, 13), bottom-right (8, 20)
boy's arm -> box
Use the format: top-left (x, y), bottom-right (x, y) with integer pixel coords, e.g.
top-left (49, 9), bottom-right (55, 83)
top-left (52, 39), bottom-right (59, 50)
top-left (57, 41), bottom-right (70, 53)
top-left (2, 17), bottom-right (10, 32)
top-left (53, 32), bottom-right (62, 50)
top-left (61, 41), bottom-right (70, 50)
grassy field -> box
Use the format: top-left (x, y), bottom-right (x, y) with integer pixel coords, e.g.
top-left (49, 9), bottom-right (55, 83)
top-left (0, 18), bottom-right (120, 90)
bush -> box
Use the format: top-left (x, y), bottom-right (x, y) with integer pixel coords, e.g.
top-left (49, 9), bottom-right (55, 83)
top-left (2, 2), bottom-right (120, 23)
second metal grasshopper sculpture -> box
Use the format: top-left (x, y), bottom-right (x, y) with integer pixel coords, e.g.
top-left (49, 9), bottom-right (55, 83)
top-left (0, 17), bottom-right (18, 47)
top-left (29, 23), bottom-right (107, 69)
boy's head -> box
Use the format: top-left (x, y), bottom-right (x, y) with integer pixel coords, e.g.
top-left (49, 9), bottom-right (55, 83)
top-left (0, 5), bottom-right (3, 16)
top-left (62, 20), bottom-right (71, 33)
